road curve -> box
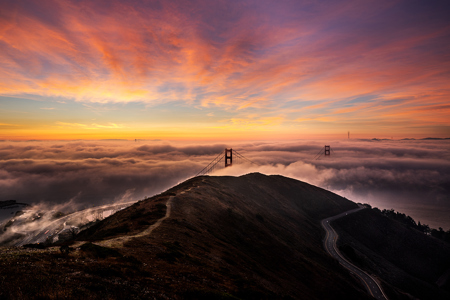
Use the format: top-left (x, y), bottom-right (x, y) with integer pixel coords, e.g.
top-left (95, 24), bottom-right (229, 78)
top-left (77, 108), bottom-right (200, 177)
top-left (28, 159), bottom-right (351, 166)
top-left (322, 207), bottom-right (388, 300)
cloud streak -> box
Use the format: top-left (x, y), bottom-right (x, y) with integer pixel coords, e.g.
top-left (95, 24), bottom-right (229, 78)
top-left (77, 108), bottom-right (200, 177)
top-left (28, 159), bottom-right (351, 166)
top-left (0, 0), bottom-right (449, 138)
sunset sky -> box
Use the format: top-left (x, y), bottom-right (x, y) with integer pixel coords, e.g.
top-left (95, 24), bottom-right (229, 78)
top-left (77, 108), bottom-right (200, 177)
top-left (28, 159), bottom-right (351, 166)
top-left (1, 0), bottom-right (450, 140)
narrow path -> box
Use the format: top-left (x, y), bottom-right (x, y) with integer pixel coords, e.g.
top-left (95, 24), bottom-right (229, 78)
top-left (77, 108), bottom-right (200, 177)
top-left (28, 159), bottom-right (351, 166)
top-left (322, 207), bottom-right (388, 300)
top-left (93, 183), bottom-right (202, 248)
top-left (96, 196), bottom-right (174, 248)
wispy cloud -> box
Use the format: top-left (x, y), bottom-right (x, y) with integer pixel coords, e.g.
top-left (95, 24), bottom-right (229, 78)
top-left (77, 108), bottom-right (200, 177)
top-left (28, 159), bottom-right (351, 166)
top-left (55, 122), bottom-right (87, 128)
top-left (1, 139), bottom-right (449, 231)
top-left (0, 123), bottom-right (19, 127)
top-left (216, 116), bottom-right (285, 129)
top-left (91, 123), bottom-right (125, 129)
top-left (0, 1), bottom-right (448, 108)
top-left (0, 0), bottom-right (449, 138)
top-left (55, 121), bottom-right (126, 129)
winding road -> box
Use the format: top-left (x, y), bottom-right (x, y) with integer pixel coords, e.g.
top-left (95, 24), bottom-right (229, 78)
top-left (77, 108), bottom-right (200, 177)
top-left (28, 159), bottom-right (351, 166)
top-left (322, 207), bottom-right (388, 300)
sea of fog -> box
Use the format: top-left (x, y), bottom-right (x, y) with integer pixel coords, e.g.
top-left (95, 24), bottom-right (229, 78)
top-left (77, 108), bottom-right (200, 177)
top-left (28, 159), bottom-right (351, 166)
top-left (0, 139), bottom-right (449, 230)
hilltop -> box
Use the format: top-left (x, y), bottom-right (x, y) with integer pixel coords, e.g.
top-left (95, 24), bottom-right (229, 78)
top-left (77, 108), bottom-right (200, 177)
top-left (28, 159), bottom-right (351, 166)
top-left (1, 173), bottom-right (372, 299)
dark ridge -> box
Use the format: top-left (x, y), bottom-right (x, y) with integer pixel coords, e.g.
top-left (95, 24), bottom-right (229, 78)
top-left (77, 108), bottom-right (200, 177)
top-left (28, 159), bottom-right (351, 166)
top-left (0, 200), bottom-right (29, 208)
top-left (4, 173), bottom-right (447, 299)
top-left (1, 173), bottom-right (371, 299)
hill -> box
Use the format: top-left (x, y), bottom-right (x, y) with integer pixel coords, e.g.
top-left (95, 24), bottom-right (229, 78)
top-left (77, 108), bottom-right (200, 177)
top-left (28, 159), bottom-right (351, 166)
top-left (1, 173), bottom-right (372, 299)
top-left (333, 207), bottom-right (450, 300)
top-left (0, 200), bottom-right (29, 225)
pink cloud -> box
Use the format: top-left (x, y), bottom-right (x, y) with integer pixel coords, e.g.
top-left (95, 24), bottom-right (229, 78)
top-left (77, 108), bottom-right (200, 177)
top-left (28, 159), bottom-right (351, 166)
top-left (0, 0), bottom-right (449, 139)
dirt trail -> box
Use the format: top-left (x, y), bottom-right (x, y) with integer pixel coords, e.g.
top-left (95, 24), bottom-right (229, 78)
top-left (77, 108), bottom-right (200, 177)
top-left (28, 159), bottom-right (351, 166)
top-left (95, 196), bottom-right (174, 248)
top-left (89, 182), bottom-right (201, 248)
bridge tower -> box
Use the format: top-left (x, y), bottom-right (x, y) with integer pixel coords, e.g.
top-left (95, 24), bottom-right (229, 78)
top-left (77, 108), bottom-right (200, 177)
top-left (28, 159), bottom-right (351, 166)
top-left (225, 148), bottom-right (233, 167)
top-left (324, 145), bottom-right (331, 156)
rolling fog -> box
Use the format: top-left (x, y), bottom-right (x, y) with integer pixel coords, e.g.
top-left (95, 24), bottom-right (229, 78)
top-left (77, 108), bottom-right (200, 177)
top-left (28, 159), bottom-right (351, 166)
top-left (1, 139), bottom-right (449, 229)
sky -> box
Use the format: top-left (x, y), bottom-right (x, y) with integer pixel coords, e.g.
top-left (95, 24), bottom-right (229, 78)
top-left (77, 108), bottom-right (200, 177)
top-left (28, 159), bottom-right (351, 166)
top-left (1, 0), bottom-right (450, 140)
top-left (1, 139), bottom-right (450, 230)
top-left (1, 1), bottom-right (450, 233)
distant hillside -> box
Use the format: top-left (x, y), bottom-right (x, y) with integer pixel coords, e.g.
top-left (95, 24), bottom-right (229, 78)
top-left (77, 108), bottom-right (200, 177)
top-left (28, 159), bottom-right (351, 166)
top-left (0, 200), bottom-right (29, 225)
top-left (1, 173), bottom-right (372, 300)
top-left (333, 208), bottom-right (450, 300)
top-left (0, 200), bottom-right (29, 209)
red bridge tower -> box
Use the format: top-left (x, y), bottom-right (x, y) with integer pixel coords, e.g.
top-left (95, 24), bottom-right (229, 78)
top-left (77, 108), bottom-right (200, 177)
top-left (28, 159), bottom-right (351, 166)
top-left (225, 148), bottom-right (233, 167)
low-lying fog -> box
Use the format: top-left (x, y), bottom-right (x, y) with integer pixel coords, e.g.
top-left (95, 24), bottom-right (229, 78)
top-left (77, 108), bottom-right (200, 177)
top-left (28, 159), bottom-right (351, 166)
top-left (1, 139), bottom-right (449, 229)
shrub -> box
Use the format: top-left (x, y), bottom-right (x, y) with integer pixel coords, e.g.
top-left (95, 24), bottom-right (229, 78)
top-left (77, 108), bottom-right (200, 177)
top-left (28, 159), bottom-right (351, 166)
top-left (157, 241), bottom-right (184, 263)
top-left (79, 242), bottom-right (122, 259)
top-left (255, 214), bottom-right (264, 223)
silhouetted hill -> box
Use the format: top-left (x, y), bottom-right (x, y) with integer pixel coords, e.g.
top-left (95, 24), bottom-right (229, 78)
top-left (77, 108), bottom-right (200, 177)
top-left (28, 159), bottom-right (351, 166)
top-left (76, 173), bottom-right (368, 299)
top-left (1, 173), bottom-right (373, 299)
top-left (4, 173), bottom-right (448, 299)
top-left (333, 208), bottom-right (450, 300)
top-left (78, 173), bottom-right (358, 241)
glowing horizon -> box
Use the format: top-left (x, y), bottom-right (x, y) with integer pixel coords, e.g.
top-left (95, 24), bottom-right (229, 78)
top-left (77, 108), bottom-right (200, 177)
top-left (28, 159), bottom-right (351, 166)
top-left (1, 0), bottom-right (450, 140)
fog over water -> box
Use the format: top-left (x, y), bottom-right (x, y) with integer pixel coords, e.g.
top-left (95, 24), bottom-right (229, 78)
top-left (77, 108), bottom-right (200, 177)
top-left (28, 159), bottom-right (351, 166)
top-left (1, 139), bottom-right (449, 229)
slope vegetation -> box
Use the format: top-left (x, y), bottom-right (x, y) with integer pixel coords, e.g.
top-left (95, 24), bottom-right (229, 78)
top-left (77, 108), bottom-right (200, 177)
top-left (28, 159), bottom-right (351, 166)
top-left (333, 208), bottom-right (450, 300)
top-left (1, 173), bottom-right (371, 299)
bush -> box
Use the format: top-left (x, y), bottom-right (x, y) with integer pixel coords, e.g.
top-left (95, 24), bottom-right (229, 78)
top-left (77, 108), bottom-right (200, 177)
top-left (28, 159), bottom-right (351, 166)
top-left (255, 214), bottom-right (264, 223)
top-left (79, 242), bottom-right (122, 259)
top-left (155, 203), bottom-right (167, 211)
top-left (157, 241), bottom-right (184, 263)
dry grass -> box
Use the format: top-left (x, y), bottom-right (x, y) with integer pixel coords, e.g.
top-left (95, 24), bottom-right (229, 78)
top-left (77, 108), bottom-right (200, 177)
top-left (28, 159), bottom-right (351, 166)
top-left (1, 173), bottom-right (372, 299)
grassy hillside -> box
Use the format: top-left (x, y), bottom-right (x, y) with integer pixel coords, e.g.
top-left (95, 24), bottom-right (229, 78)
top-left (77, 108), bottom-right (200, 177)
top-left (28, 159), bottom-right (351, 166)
top-left (333, 208), bottom-right (450, 300)
top-left (76, 193), bottom-right (170, 241)
top-left (0, 173), bottom-right (371, 299)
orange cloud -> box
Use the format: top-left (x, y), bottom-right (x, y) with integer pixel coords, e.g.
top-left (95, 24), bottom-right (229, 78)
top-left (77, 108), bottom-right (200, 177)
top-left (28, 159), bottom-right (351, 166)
top-left (0, 0), bottom-right (449, 139)
top-left (55, 122), bottom-right (126, 130)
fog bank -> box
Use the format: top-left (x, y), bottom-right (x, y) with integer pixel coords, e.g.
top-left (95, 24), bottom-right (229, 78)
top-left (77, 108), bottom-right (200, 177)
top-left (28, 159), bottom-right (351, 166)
top-left (1, 139), bottom-right (449, 229)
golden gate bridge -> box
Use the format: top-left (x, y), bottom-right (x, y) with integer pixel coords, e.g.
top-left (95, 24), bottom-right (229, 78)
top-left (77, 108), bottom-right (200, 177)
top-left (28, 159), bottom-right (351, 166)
top-left (196, 148), bottom-right (258, 176)
top-left (197, 145), bottom-right (334, 176)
